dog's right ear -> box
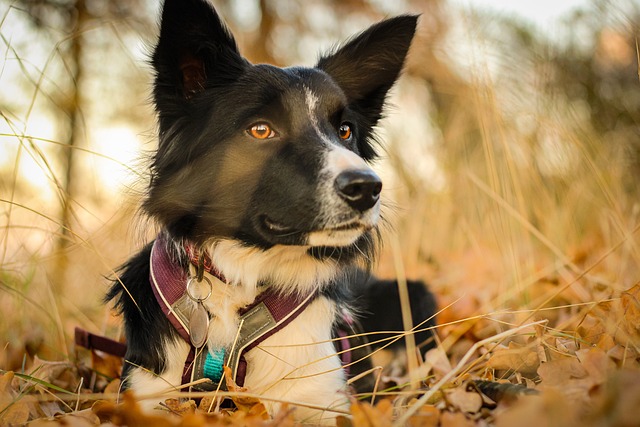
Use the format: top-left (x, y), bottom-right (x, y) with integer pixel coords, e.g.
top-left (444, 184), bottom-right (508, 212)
top-left (152, 0), bottom-right (247, 105)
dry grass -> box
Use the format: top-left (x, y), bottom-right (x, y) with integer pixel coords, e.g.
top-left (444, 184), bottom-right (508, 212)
top-left (1, 1), bottom-right (639, 425)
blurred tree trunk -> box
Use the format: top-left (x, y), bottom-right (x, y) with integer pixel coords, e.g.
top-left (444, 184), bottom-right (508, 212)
top-left (55, 0), bottom-right (87, 285)
top-left (17, 0), bottom-right (151, 290)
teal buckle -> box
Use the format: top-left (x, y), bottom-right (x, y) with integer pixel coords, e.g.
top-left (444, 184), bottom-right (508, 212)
top-left (203, 347), bottom-right (226, 384)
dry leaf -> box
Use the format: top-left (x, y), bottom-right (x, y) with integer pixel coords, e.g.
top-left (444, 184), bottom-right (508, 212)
top-left (487, 343), bottom-right (540, 375)
top-left (444, 387), bottom-right (483, 414)
top-left (537, 358), bottom-right (587, 386)
top-left (350, 399), bottom-right (393, 427)
top-left (0, 371), bottom-right (30, 426)
top-left (495, 389), bottom-right (577, 427)
top-left (425, 347), bottom-right (452, 377)
top-left (620, 283), bottom-right (640, 342)
top-left (163, 398), bottom-right (196, 415)
top-left (407, 404), bottom-right (439, 427)
top-left (538, 357), bottom-right (593, 407)
top-left (440, 410), bottom-right (475, 427)
top-left (91, 350), bottom-right (123, 380)
top-left (586, 368), bottom-right (640, 426)
top-left (93, 391), bottom-right (173, 427)
top-left (577, 315), bottom-right (607, 348)
top-left (29, 408), bottom-right (102, 427)
top-left (29, 357), bottom-right (78, 392)
top-left (222, 366), bottom-right (269, 419)
top-left (575, 348), bottom-right (613, 385)
top-left (103, 378), bottom-right (121, 395)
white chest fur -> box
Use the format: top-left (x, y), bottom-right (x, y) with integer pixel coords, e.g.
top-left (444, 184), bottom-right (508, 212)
top-left (243, 296), bottom-right (348, 424)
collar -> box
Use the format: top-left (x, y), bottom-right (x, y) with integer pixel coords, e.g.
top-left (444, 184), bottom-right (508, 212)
top-left (148, 233), bottom-right (318, 388)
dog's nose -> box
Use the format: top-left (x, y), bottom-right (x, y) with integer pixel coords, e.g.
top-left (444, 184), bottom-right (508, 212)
top-left (335, 169), bottom-right (382, 212)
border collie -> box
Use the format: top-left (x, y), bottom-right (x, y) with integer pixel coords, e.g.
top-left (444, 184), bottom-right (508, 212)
top-left (107, 0), bottom-right (434, 423)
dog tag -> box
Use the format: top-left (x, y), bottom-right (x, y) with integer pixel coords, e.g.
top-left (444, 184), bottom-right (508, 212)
top-left (189, 302), bottom-right (209, 348)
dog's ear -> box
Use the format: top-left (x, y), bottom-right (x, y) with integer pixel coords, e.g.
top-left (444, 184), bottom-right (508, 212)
top-left (152, 0), bottom-right (247, 105)
top-left (317, 16), bottom-right (418, 159)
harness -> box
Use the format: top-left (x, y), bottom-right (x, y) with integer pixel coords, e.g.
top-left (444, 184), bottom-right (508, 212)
top-left (76, 234), bottom-right (353, 391)
top-left (154, 235), bottom-right (322, 389)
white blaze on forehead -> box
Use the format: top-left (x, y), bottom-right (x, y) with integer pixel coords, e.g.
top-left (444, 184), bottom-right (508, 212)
top-left (304, 86), bottom-right (334, 146)
top-left (304, 87), bottom-right (318, 121)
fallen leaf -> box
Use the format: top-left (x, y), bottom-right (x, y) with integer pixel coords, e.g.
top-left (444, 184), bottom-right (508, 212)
top-left (537, 357), bottom-right (587, 386)
top-left (487, 343), bottom-right (540, 375)
top-left (440, 410), bottom-right (475, 427)
top-left (103, 378), bottom-right (121, 395)
top-left (444, 387), bottom-right (483, 414)
top-left (163, 398), bottom-right (196, 415)
top-left (620, 283), bottom-right (640, 343)
top-left (575, 348), bottom-right (613, 386)
top-left (425, 347), bottom-right (452, 377)
top-left (0, 371), bottom-right (30, 426)
top-left (495, 389), bottom-right (577, 427)
top-left (223, 366), bottom-right (268, 419)
top-left (407, 404), bottom-right (439, 427)
top-left (577, 315), bottom-right (607, 348)
top-left (91, 350), bottom-right (123, 380)
top-left (93, 391), bottom-right (173, 427)
top-left (586, 368), bottom-right (640, 426)
top-left (29, 357), bottom-right (78, 393)
top-left (350, 399), bottom-right (393, 427)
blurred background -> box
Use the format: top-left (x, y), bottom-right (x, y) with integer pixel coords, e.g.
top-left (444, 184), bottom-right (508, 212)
top-left (1, 0), bottom-right (638, 368)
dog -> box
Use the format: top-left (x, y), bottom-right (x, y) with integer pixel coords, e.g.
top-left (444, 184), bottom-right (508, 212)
top-left (106, 0), bottom-right (435, 423)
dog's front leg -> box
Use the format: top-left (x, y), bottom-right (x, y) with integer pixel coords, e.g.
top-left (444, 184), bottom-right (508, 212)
top-left (123, 336), bottom-right (191, 411)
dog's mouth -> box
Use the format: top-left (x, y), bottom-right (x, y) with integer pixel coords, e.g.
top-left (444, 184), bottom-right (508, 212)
top-left (260, 215), bottom-right (299, 237)
top-left (323, 221), bottom-right (364, 232)
top-left (259, 215), bottom-right (372, 246)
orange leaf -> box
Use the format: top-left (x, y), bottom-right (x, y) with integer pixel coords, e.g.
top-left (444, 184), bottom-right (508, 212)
top-left (487, 343), bottom-right (540, 375)
top-left (163, 398), bottom-right (196, 415)
top-left (440, 411), bottom-right (475, 427)
top-left (620, 283), bottom-right (640, 343)
top-left (407, 404), bottom-right (439, 427)
top-left (444, 387), bottom-right (483, 414)
top-left (223, 366), bottom-right (268, 418)
top-left (0, 371), bottom-right (30, 426)
top-left (350, 399), bottom-right (393, 427)
top-left (576, 348), bottom-right (613, 385)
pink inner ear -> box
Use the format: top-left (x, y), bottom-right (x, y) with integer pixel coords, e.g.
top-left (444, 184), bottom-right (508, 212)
top-left (180, 53), bottom-right (206, 98)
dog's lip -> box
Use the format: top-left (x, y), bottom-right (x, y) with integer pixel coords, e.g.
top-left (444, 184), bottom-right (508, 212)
top-left (323, 220), bottom-right (366, 232)
top-left (259, 215), bottom-right (369, 237)
top-left (261, 215), bottom-right (298, 236)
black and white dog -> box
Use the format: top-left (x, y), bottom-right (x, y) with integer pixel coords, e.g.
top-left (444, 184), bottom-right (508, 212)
top-left (106, 0), bottom-right (435, 423)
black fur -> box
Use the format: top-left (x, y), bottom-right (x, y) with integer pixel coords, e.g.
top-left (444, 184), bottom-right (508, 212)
top-left (358, 277), bottom-right (438, 352)
top-left (105, 242), bottom-right (179, 380)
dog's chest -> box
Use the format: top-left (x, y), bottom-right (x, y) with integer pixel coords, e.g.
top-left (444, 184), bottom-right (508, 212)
top-left (243, 296), bottom-right (348, 420)
top-left (198, 272), bottom-right (258, 349)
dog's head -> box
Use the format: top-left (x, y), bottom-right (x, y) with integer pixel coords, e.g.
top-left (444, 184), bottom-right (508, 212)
top-left (145, 0), bottom-right (417, 267)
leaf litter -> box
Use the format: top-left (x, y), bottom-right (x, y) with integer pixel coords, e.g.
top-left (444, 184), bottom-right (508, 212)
top-left (2, 283), bottom-right (640, 426)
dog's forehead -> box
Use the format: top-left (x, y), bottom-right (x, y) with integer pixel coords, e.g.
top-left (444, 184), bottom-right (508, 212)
top-left (246, 64), bottom-right (346, 109)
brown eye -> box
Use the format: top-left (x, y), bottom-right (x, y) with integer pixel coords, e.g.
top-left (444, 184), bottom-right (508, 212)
top-left (339, 123), bottom-right (352, 141)
top-left (248, 123), bottom-right (277, 140)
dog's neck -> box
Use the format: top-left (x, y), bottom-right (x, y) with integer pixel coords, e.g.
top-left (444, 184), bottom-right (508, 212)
top-left (199, 239), bottom-right (342, 296)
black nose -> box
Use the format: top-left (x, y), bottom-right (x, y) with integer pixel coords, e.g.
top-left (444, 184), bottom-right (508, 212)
top-left (334, 169), bottom-right (382, 212)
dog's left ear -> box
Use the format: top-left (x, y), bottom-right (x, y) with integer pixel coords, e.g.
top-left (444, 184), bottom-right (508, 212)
top-left (317, 15), bottom-right (418, 160)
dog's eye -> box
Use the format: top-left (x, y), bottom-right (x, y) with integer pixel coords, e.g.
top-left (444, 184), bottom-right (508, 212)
top-left (339, 123), bottom-right (352, 141)
top-left (248, 123), bottom-right (277, 140)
